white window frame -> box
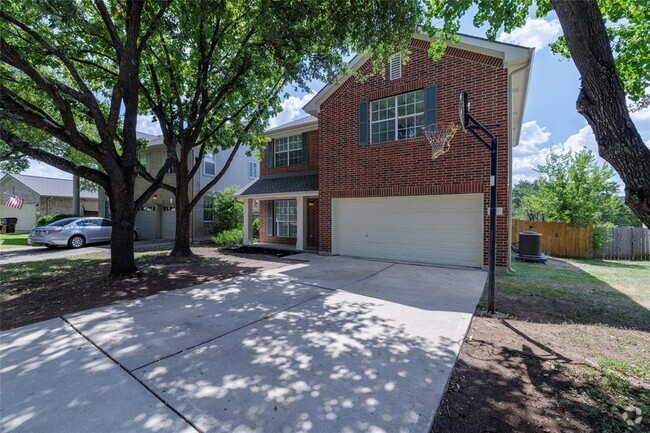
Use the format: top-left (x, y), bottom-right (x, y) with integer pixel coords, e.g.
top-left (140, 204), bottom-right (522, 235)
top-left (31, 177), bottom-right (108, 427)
top-left (370, 89), bottom-right (424, 144)
top-left (274, 135), bottom-right (302, 167)
top-left (248, 160), bottom-right (258, 179)
top-left (203, 159), bottom-right (216, 176)
top-left (274, 199), bottom-right (297, 238)
top-left (203, 196), bottom-right (214, 222)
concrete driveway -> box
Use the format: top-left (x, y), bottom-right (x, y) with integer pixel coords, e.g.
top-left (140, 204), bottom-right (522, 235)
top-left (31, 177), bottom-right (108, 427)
top-left (0, 254), bottom-right (486, 433)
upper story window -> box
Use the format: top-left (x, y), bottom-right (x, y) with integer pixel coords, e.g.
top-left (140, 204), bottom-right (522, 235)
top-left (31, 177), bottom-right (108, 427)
top-left (204, 159), bottom-right (216, 176)
top-left (370, 90), bottom-right (424, 144)
top-left (248, 160), bottom-right (258, 179)
top-left (274, 135), bottom-right (303, 167)
top-left (138, 153), bottom-right (149, 170)
top-left (389, 53), bottom-right (402, 80)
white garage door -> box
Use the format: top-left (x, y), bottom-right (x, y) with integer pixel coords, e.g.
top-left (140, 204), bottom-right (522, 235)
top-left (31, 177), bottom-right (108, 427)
top-left (161, 207), bottom-right (176, 239)
top-left (332, 194), bottom-right (483, 268)
top-left (135, 209), bottom-right (157, 239)
top-left (0, 204), bottom-right (37, 232)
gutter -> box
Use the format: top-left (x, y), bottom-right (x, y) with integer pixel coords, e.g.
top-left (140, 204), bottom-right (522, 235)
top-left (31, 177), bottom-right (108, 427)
top-left (505, 49), bottom-right (534, 272)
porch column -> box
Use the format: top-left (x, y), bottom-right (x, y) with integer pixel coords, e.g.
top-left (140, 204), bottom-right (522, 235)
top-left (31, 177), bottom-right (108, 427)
top-left (243, 198), bottom-right (253, 245)
top-left (296, 196), bottom-right (307, 250)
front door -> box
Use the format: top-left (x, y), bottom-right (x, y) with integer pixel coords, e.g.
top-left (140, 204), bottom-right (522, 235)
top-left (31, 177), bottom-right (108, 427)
top-left (306, 198), bottom-right (319, 248)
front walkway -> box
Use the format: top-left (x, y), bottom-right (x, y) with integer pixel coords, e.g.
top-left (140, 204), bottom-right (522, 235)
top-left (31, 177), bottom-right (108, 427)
top-left (0, 254), bottom-right (486, 433)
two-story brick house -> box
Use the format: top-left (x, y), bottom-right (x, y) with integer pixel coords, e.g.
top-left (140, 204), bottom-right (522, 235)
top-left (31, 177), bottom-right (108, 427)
top-left (237, 34), bottom-right (533, 270)
top-left (98, 132), bottom-right (259, 240)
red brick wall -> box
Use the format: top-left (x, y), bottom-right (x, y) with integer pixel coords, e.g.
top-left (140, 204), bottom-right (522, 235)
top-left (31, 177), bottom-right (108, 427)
top-left (307, 198), bottom-right (319, 247)
top-left (318, 39), bottom-right (510, 267)
top-left (260, 130), bottom-right (319, 176)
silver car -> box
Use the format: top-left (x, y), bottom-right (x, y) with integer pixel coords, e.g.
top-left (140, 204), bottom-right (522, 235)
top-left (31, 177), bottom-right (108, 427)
top-left (28, 217), bottom-right (141, 249)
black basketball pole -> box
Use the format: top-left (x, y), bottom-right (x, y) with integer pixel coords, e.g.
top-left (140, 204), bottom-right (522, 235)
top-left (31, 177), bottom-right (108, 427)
top-left (465, 114), bottom-right (498, 314)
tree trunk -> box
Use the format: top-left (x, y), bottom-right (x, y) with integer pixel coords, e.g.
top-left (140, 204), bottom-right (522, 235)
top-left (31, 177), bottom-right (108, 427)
top-left (552, 0), bottom-right (650, 227)
top-left (170, 145), bottom-right (194, 256)
top-left (108, 178), bottom-right (138, 275)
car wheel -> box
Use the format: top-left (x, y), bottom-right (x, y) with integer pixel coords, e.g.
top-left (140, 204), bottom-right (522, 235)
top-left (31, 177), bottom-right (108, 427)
top-left (133, 231), bottom-right (139, 242)
top-left (68, 235), bottom-right (86, 249)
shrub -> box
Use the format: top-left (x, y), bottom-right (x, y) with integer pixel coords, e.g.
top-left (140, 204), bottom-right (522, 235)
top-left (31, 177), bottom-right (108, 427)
top-left (37, 214), bottom-right (77, 226)
top-left (207, 186), bottom-right (243, 235)
top-left (212, 228), bottom-right (243, 246)
top-left (593, 223), bottom-right (614, 252)
top-left (252, 217), bottom-right (260, 238)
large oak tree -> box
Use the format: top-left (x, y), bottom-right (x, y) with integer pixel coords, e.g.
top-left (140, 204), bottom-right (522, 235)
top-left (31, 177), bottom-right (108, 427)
top-left (424, 0), bottom-right (650, 227)
top-left (0, 0), bottom-right (171, 275)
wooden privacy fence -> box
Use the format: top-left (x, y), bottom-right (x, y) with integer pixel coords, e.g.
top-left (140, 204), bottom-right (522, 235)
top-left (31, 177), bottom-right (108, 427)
top-left (512, 219), bottom-right (593, 258)
top-left (598, 227), bottom-right (650, 260)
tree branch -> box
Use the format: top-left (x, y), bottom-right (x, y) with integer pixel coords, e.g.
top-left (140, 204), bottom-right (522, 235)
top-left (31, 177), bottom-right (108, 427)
top-left (93, 0), bottom-right (124, 61)
top-left (0, 128), bottom-right (109, 188)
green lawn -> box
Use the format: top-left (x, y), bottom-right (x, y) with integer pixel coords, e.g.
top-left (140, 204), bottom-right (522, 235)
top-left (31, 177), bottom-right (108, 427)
top-left (498, 258), bottom-right (650, 329)
top-left (0, 233), bottom-right (30, 249)
top-left (494, 258), bottom-right (650, 431)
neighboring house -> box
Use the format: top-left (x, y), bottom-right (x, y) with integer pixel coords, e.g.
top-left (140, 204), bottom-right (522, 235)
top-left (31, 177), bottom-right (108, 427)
top-left (0, 173), bottom-right (98, 231)
top-left (237, 34), bottom-right (534, 270)
top-left (103, 132), bottom-right (259, 240)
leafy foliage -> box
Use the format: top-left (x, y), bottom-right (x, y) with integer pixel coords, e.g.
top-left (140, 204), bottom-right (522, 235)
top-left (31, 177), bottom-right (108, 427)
top-left (37, 214), bottom-right (77, 227)
top-left (513, 150), bottom-right (641, 227)
top-left (424, 0), bottom-right (650, 104)
top-left (207, 186), bottom-right (243, 235)
top-left (212, 228), bottom-right (244, 247)
top-left (137, 0), bottom-right (425, 254)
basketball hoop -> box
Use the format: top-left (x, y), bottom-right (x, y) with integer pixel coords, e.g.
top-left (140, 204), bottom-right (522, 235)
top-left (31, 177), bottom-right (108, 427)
top-left (422, 122), bottom-right (459, 160)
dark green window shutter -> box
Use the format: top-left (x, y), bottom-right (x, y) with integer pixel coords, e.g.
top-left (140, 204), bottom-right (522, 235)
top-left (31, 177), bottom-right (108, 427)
top-left (301, 132), bottom-right (309, 164)
top-left (266, 201), bottom-right (274, 236)
top-left (358, 101), bottom-right (368, 144)
top-left (266, 139), bottom-right (275, 168)
top-left (425, 85), bottom-right (438, 127)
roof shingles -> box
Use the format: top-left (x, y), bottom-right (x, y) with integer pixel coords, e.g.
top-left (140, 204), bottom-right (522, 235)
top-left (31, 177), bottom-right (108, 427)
top-left (238, 172), bottom-right (318, 196)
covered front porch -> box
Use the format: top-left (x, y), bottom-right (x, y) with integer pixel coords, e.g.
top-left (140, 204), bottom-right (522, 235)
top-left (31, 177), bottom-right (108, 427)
top-left (236, 172), bottom-right (320, 251)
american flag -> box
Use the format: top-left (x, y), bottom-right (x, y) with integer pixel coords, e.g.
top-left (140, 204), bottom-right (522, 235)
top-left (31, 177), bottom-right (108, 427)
top-left (5, 195), bottom-right (24, 209)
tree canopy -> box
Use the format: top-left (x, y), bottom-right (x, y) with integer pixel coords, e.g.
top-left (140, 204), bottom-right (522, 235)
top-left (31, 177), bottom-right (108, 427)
top-left (136, 0), bottom-right (424, 255)
top-left (513, 150), bottom-right (641, 227)
top-left (425, 0), bottom-right (650, 228)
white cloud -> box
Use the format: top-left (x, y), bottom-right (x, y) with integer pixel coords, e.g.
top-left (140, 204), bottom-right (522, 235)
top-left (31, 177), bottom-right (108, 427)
top-left (136, 115), bottom-right (162, 135)
top-left (513, 173), bottom-right (538, 184)
top-left (512, 122), bottom-right (597, 178)
top-left (497, 18), bottom-right (562, 50)
top-left (518, 120), bottom-right (551, 153)
top-left (268, 92), bottom-right (316, 128)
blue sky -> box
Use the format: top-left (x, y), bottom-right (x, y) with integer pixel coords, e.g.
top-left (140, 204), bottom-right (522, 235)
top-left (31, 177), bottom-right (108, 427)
top-left (18, 11), bottom-right (650, 189)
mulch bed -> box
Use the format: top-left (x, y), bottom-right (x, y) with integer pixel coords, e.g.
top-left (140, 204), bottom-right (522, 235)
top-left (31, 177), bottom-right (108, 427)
top-left (0, 247), bottom-right (289, 330)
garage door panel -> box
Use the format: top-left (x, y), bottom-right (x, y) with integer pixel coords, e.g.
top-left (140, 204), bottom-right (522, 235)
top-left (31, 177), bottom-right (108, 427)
top-left (333, 194), bottom-right (483, 267)
top-left (135, 210), bottom-right (156, 239)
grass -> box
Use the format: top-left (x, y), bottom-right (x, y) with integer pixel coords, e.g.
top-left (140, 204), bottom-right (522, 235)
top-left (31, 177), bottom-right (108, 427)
top-left (0, 250), bottom-right (167, 297)
top-left (568, 359), bottom-right (649, 432)
top-left (495, 258), bottom-right (650, 431)
top-left (497, 258), bottom-right (650, 330)
top-left (0, 233), bottom-right (30, 249)
top-left (500, 259), bottom-right (650, 304)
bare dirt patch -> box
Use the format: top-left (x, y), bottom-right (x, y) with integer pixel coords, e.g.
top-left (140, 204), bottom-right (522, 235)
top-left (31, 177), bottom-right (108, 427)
top-left (0, 246), bottom-right (290, 330)
top-left (432, 258), bottom-right (650, 433)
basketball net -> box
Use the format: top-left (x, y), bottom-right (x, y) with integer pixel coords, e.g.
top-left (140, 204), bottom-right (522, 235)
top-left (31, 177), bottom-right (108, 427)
top-left (422, 123), bottom-right (459, 160)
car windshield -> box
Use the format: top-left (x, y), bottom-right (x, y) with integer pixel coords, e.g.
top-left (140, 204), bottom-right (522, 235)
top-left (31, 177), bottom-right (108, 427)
top-left (49, 218), bottom-right (78, 227)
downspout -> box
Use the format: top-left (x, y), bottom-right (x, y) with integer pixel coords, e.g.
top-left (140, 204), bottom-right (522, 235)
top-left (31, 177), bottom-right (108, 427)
top-left (506, 51), bottom-right (533, 272)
